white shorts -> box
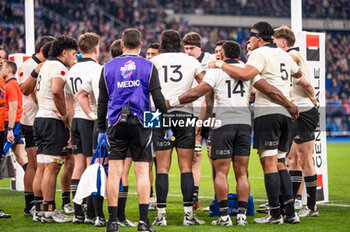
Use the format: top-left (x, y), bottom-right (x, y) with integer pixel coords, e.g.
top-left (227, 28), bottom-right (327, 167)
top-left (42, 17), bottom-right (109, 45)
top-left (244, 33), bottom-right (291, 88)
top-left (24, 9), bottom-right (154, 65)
top-left (37, 154), bottom-right (65, 164)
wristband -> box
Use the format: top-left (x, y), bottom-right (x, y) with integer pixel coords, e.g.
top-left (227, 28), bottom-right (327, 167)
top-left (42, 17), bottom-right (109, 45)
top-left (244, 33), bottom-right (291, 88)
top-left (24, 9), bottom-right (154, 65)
top-left (169, 97), bottom-right (180, 107)
top-left (216, 60), bottom-right (224, 69)
top-left (88, 111), bottom-right (97, 120)
top-left (7, 127), bottom-right (13, 131)
top-left (31, 70), bottom-right (39, 78)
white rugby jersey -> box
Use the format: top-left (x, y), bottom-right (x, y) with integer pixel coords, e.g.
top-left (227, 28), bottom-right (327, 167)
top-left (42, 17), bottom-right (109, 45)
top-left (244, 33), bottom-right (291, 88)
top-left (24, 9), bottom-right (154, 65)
top-left (36, 57), bottom-right (69, 120)
top-left (151, 53), bottom-right (204, 114)
top-left (246, 44), bottom-right (299, 118)
top-left (192, 52), bottom-right (216, 116)
top-left (204, 60), bottom-right (261, 128)
top-left (289, 48), bottom-right (314, 112)
top-left (17, 55), bottom-right (41, 126)
top-left (66, 58), bottom-right (102, 120)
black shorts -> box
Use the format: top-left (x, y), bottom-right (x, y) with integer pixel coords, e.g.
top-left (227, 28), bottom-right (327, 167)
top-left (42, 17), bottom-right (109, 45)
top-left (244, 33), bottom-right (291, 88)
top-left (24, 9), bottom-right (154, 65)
top-left (71, 118), bottom-right (94, 156)
top-left (207, 130), bottom-right (213, 146)
top-left (107, 115), bottom-right (152, 162)
top-left (294, 107), bottom-right (319, 144)
top-left (201, 126), bottom-right (210, 140)
top-left (211, 124), bottom-right (251, 160)
top-left (21, 124), bottom-right (36, 148)
top-left (33, 118), bottom-right (69, 156)
top-left (253, 114), bottom-right (294, 152)
top-left (153, 111), bottom-right (195, 151)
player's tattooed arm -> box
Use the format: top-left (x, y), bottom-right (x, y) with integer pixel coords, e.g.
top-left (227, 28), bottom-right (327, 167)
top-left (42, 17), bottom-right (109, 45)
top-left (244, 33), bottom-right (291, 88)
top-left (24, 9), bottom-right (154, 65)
top-left (254, 79), bottom-right (299, 120)
top-left (176, 82), bottom-right (213, 105)
top-left (204, 90), bottom-right (214, 121)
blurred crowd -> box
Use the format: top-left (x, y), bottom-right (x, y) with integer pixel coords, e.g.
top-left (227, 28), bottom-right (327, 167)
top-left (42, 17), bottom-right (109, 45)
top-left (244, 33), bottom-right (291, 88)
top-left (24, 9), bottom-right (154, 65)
top-left (1, 0), bottom-right (349, 132)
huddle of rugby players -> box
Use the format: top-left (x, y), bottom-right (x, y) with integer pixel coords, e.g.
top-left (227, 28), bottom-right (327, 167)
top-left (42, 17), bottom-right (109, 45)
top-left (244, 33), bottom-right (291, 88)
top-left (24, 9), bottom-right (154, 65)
top-left (0, 21), bottom-right (319, 232)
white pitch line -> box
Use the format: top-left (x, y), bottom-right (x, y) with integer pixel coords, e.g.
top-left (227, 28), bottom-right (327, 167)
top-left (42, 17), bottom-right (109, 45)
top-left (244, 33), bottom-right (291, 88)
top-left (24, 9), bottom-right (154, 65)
top-left (1, 187), bottom-right (349, 207)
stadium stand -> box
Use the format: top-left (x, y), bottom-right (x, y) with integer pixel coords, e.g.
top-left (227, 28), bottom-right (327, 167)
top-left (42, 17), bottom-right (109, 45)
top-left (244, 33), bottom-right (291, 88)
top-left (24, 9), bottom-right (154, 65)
top-left (0, 0), bottom-right (349, 135)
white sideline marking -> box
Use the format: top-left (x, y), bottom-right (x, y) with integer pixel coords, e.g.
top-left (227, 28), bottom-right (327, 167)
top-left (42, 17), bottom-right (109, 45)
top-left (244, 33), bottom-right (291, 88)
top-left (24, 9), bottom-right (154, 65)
top-left (1, 187), bottom-right (349, 207)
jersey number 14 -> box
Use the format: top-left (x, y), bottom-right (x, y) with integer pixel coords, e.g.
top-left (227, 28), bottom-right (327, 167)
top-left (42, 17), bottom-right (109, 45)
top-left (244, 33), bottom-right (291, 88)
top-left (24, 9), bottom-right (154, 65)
top-left (225, 80), bottom-right (245, 98)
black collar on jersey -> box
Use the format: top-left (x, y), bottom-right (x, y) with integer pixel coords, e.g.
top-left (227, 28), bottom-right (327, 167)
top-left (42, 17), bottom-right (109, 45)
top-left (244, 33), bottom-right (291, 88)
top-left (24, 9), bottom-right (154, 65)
top-left (197, 52), bottom-right (205, 63)
top-left (32, 54), bottom-right (41, 64)
top-left (5, 77), bottom-right (17, 84)
top-left (263, 43), bottom-right (277, 48)
top-left (120, 53), bottom-right (140, 57)
top-left (48, 56), bottom-right (66, 67)
top-left (224, 59), bottom-right (239, 64)
top-left (287, 47), bottom-right (300, 53)
top-left (78, 57), bottom-right (95, 63)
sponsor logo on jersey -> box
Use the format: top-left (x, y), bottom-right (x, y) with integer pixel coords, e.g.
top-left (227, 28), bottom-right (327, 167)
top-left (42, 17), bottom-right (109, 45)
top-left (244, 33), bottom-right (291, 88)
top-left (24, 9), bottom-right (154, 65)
top-left (120, 60), bottom-right (136, 79)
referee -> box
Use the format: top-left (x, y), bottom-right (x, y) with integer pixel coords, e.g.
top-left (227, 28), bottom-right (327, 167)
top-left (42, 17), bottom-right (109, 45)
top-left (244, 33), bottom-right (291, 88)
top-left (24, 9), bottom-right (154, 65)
top-left (98, 28), bottom-right (167, 232)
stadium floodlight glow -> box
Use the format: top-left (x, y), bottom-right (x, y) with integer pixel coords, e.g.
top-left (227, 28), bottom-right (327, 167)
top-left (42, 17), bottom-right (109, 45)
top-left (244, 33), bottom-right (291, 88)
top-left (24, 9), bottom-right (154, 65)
top-left (25, 0), bottom-right (35, 54)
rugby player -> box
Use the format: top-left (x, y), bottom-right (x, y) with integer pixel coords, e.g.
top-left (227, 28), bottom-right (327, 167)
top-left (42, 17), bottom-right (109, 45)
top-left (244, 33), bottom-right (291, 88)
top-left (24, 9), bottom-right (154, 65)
top-left (151, 29), bottom-right (205, 226)
top-left (99, 28), bottom-right (167, 232)
top-left (170, 40), bottom-right (300, 226)
top-left (183, 32), bottom-right (215, 210)
top-left (33, 35), bottom-right (77, 223)
top-left (66, 32), bottom-right (106, 226)
top-left (18, 36), bottom-right (55, 217)
top-left (146, 43), bottom-right (160, 60)
top-left (274, 26), bottom-right (319, 217)
top-left (209, 21), bottom-right (301, 224)
top-left (145, 42), bottom-right (161, 211)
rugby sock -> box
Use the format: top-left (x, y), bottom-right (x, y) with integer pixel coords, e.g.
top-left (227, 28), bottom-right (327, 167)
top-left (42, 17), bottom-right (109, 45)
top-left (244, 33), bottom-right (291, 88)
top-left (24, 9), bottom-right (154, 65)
top-left (62, 191), bottom-right (70, 206)
top-left (305, 174), bottom-right (317, 211)
top-left (289, 170), bottom-right (303, 197)
top-left (279, 195), bottom-right (285, 216)
top-left (264, 172), bottom-right (281, 219)
top-left (71, 179), bottom-right (84, 216)
top-left (139, 204), bottom-right (149, 224)
top-left (238, 201), bottom-right (248, 215)
top-left (43, 200), bottom-right (55, 211)
top-left (92, 195), bottom-right (105, 219)
top-left (34, 196), bottom-right (43, 212)
top-left (108, 206), bottom-right (118, 223)
top-left (150, 186), bottom-right (153, 198)
top-left (86, 196), bottom-right (95, 218)
top-left (117, 185), bottom-right (128, 221)
top-left (25, 192), bottom-right (34, 210)
top-left (22, 163), bottom-right (28, 172)
top-left (219, 200), bottom-right (229, 217)
top-left (181, 172), bottom-right (194, 207)
top-left (193, 186), bottom-right (199, 202)
top-left (279, 169), bottom-right (295, 217)
top-left (156, 174), bottom-right (168, 209)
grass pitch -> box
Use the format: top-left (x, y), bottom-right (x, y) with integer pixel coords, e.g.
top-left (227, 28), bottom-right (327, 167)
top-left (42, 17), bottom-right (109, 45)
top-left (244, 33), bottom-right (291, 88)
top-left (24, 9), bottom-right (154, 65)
top-left (0, 142), bottom-right (349, 231)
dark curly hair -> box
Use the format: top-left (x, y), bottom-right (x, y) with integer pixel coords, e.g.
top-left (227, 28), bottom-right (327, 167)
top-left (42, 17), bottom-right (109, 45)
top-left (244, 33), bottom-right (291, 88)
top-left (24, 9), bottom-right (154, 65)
top-left (35, 36), bottom-right (55, 54)
top-left (160, 30), bottom-right (181, 53)
top-left (251, 21), bottom-right (274, 43)
top-left (222, 41), bottom-right (241, 60)
top-left (42, 41), bottom-right (53, 59)
top-left (49, 35), bottom-right (78, 57)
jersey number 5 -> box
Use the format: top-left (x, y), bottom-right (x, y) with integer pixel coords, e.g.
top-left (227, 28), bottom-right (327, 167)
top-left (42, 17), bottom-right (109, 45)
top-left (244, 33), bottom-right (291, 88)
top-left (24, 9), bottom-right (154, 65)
top-left (162, 65), bottom-right (183, 82)
top-left (280, 63), bottom-right (289, 81)
top-left (226, 80), bottom-right (245, 98)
